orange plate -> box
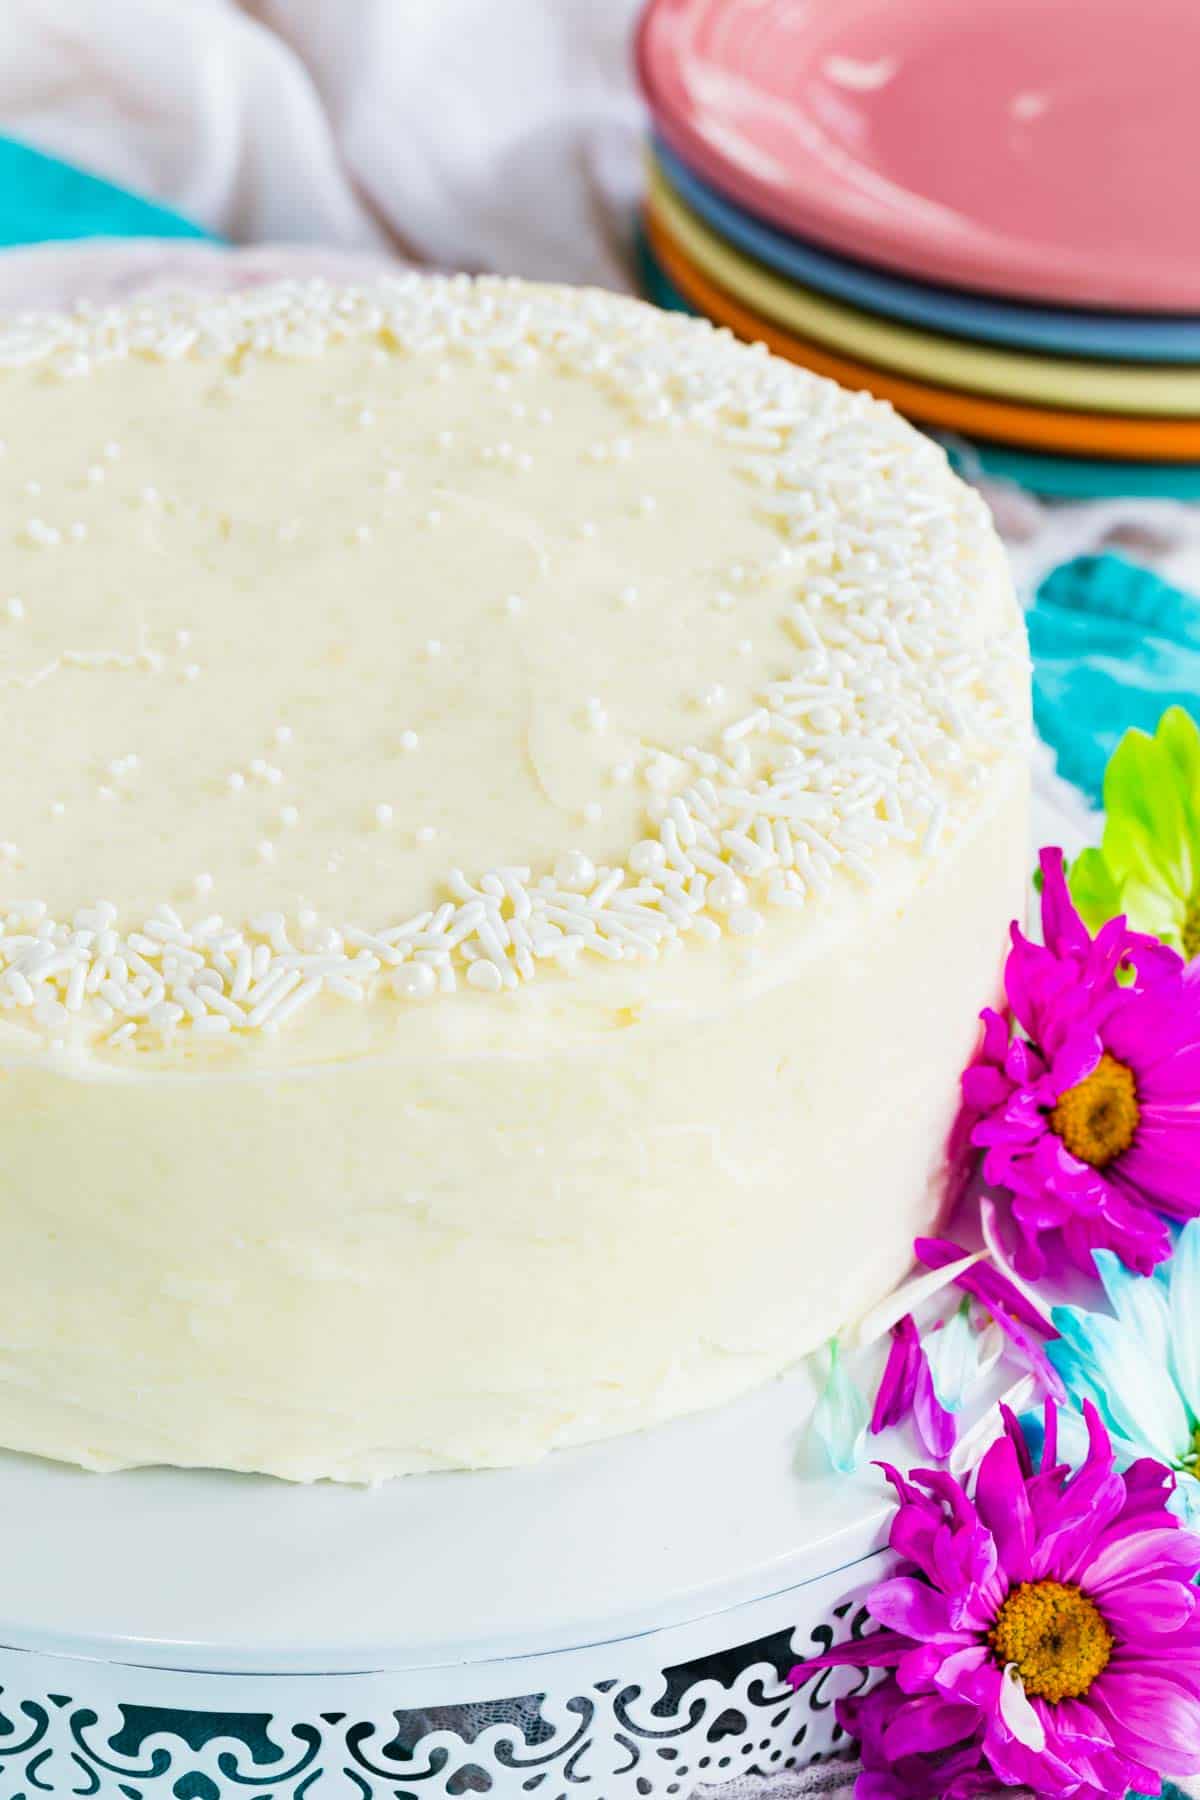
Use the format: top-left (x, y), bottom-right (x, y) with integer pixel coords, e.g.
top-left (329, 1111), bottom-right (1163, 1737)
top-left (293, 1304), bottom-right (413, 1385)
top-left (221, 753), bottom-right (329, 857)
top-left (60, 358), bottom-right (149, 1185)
top-left (644, 207), bottom-right (1200, 464)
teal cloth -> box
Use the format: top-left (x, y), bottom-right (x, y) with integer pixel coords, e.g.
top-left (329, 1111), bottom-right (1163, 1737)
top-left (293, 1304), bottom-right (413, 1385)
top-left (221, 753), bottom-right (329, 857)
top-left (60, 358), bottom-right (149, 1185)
top-left (1029, 552), bottom-right (1200, 806)
top-left (0, 136), bottom-right (210, 245)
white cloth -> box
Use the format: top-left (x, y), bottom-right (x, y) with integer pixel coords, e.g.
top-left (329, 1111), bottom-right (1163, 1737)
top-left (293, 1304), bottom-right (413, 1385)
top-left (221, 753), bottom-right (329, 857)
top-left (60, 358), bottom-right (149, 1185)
top-left (0, 0), bottom-right (645, 289)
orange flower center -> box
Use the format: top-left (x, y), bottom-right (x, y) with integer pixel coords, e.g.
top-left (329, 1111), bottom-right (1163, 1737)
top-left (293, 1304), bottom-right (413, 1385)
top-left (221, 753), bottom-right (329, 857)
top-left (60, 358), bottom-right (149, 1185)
top-left (989, 1580), bottom-right (1113, 1703)
top-left (1049, 1052), bottom-right (1139, 1168)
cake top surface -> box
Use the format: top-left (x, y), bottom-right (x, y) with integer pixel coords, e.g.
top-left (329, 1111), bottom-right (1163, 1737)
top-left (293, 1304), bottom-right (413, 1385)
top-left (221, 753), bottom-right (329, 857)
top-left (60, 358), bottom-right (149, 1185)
top-left (0, 276), bottom-right (1026, 1058)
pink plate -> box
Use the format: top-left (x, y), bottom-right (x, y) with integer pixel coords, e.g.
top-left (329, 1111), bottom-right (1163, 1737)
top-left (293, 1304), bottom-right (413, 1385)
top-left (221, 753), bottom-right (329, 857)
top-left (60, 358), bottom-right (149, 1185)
top-left (636, 0), bottom-right (1200, 311)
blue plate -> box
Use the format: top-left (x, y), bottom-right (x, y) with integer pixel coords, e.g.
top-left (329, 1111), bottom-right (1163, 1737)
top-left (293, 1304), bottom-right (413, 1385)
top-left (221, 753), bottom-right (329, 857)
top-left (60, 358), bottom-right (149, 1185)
top-left (636, 228), bottom-right (1200, 501)
top-left (941, 441), bottom-right (1200, 500)
top-left (652, 139), bottom-right (1200, 366)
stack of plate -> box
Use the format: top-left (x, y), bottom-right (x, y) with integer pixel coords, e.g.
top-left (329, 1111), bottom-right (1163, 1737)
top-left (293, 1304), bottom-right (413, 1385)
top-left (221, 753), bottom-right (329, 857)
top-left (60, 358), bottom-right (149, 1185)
top-left (636, 0), bottom-right (1200, 499)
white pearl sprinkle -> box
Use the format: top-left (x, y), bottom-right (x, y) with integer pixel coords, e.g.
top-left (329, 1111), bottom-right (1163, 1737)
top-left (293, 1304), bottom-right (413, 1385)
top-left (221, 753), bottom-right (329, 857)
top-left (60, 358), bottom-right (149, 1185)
top-left (555, 851), bottom-right (596, 891)
top-left (394, 962), bottom-right (436, 999)
top-left (467, 960), bottom-right (503, 992)
top-left (629, 840), bottom-right (667, 875)
top-left (708, 872), bottom-right (748, 912)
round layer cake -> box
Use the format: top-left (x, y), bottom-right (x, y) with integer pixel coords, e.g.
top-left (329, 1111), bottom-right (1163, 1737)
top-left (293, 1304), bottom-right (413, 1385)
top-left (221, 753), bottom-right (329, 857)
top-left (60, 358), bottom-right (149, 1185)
top-left (0, 277), bottom-right (1029, 1482)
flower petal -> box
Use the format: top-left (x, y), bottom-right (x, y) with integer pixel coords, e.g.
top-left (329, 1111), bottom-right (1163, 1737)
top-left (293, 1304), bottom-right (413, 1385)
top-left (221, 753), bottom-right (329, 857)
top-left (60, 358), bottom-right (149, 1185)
top-left (1090, 1667), bottom-right (1200, 1775)
top-left (881, 1695), bottom-right (981, 1759)
top-left (998, 1665), bottom-right (1045, 1752)
top-left (868, 1575), bottom-right (956, 1642)
top-left (1169, 1219), bottom-right (1200, 1422)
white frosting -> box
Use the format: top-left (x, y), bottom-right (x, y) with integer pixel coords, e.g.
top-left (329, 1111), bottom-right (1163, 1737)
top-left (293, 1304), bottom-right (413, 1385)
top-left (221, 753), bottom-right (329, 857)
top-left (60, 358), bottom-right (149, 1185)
top-left (0, 277), bottom-right (1029, 1480)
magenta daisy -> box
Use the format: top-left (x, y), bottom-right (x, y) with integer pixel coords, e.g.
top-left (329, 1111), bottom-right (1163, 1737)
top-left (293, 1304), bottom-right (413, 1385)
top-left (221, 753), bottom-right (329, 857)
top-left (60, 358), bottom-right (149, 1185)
top-left (789, 1403), bottom-right (1200, 1800)
top-left (962, 846), bottom-right (1200, 1278)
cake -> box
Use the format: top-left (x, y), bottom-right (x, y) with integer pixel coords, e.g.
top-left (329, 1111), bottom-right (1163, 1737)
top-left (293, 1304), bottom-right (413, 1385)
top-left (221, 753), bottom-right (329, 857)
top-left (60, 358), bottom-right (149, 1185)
top-left (0, 277), bottom-right (1029, 1483)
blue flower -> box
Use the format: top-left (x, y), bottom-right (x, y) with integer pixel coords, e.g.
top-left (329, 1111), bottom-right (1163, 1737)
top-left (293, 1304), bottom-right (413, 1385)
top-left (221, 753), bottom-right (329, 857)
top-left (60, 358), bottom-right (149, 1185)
top-left (1046, 1219), bottom-right (1200, 1524)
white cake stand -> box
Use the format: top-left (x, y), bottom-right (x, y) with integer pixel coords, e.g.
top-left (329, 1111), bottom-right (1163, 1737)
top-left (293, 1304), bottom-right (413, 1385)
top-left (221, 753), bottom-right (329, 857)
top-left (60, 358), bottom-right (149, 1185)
top-left (0, 1358), bottom-right (891, 1800)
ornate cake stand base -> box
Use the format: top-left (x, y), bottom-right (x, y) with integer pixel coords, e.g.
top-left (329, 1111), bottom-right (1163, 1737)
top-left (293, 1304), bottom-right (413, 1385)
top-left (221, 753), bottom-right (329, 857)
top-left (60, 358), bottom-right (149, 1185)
top-left (0, 1564), bottom-right (879, 1800)
top-left (0, 1364), bottom-right (892, 1798)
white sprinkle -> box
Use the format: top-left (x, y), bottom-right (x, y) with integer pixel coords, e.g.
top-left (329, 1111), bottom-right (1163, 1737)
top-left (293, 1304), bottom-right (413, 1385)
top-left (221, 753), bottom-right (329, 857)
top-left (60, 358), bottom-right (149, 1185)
top-left (5, 597), bottom-right (24, 621)
top-left (505, 594), bottom-right (524, 616)
top-left (393, 962), bottom-right (436, 999)
top-left (280, 805), bottom-right (299, 828)
top-left (400, 729), bottom-right (419, 751)
top-left (273, 724), bottom-right (293, 745)
top-left (374, 803), bottom-right (394, 828)
top-left (424, 639), bottom-right (443, 659)
top-left (193, 873), bottom-right (214, 896)
top-left (416, 825), bottom-right (436, 844)
top-left (24, 518), bottom-right (60, 548)
top-left (554, 851), bottom-right (596, 892)
top-left (257, 840), bottom-right (276, 862)
top-left (619, 585), bottom-right (638, 609)
top-left (467, 960), bottom-right (503, 992)
top-left (227, 772), bottom-right (245, 792)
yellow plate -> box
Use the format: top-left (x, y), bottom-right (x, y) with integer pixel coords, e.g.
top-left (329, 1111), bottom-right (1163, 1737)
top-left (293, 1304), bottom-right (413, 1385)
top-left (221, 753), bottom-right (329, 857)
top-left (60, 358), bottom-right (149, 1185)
top-left (646, 159), bottom-right (1200, 420)
top-left (645, 209), bottom-right (1200, 462)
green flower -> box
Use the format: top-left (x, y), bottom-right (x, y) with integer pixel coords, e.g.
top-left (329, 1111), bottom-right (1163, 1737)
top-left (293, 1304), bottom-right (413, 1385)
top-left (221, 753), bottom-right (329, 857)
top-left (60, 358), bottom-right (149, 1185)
top-left (1069, 706), bottom-right (1200, 960)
